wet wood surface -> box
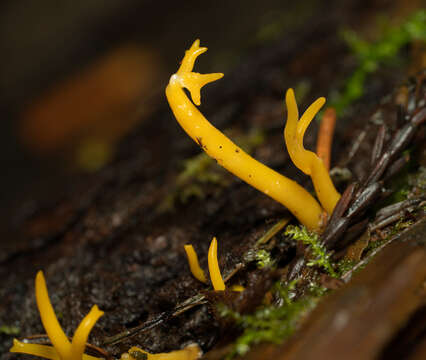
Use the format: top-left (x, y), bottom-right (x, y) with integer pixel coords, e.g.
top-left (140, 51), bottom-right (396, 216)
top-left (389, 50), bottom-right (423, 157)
top-left (279, 217), bottom-right (426, 360)
top-left (1, 1), bottom-right (425, 360)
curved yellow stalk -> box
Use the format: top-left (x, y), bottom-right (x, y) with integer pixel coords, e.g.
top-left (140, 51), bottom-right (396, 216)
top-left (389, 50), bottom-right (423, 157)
top-left (284, 89), bottom-right (340, 214)
top-left (165, 39), bottom-right (323, 231)
top-left (71, 305), bottom-right (104, 360)
top-left (35, 271), bottom-right (73, 359)
top-left (208, 237), bottom-right (225, 291)
top-left (10, 339), bottom-right (61, 360)
top-left (184, 245), bottom-right (208, 283)
top-left (10, 271), bottom-right (103, 360)
top-left (10, 339), bottom-right (101, 360)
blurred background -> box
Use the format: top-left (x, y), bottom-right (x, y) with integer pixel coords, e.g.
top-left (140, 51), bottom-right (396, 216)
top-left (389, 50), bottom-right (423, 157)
top-left (0, 0), bottom-right (422, 238)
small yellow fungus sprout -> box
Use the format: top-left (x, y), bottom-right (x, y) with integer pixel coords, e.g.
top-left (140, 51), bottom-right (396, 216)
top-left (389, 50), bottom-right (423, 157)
top-left (230, 284), bottom-right (245, 292)
top-left (165, 40), bottom-right (340, 231)
top-left (184, 237), bottom-right (227, 291)
top-left (208, 237), bottom-right (225, 291)
top-left (10, 271), bottom-right (104, 360)
top-left (120, 343), bottom-right (201, 360)
top-left (284, 89), bottom-right (340, 214)
top-left (184, 245), bottom-right (208, 284)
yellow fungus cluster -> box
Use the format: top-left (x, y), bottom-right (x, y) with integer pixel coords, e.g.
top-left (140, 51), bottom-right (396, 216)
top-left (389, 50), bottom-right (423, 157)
top-left (10, 271), bottom-right (103, 360)
top-left (184, 237), bottom-right (225, 291)
top-left (11, 272), bottom-right (202, 360)
top-left (166, 40), bottom-right (341, 231)
top-left (10, 39), bottom-right (341, 360)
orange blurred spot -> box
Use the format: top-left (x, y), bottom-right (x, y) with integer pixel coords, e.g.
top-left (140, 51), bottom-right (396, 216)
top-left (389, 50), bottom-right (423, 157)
top-left (20, 45), bottom-right (162, 158)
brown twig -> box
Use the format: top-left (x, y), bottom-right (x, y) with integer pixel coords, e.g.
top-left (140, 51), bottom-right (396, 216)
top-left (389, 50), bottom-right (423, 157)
top-left (322, 74), bottom-right (426, 250)
top-left (316, 107), bottom-right (336, 171)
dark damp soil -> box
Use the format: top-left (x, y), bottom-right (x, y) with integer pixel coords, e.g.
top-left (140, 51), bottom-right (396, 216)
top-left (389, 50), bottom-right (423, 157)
top-left (1, 1), bottom-right (425, 359)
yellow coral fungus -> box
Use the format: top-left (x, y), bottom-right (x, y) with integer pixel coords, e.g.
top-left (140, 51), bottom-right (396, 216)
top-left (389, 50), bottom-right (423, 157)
top-left (184, 245), bottom-right (207, 283)
top-left (121, 343), bottom-right (201, 360)
top-left (208, 237), bottom-right (225, 291)
top-left (165, 40), bottom-right (333, 231)
top-left (184, 238), bottom-right (232, 291)
top-left (10, 271), bottom-right (104, 360)
top-left (284, 89), bottom-right (340, 214)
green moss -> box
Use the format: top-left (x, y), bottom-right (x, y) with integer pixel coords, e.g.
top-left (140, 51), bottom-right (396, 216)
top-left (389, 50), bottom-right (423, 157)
top-left (180, 128), bottom-right (264, 188)
top-left (389, 218), bottom-right (414, 236)
top-left (331, 10), bottom-right (426, 114)
top-left (255, 249), bottom-right (274, 269)
top-left (285, 225), bottom-right (337, 277)
top-left (220, 280), bottom-right (319, 358)
top-left (307, 282), bottom-right (328, 297)
top-left (335, 258), bottom-right (358, 277)
top-left (365, 238), bottom-right (388, 255)
top-left (159, 129), bottom-right (265, 211)
top-left (0, 325), bottom-right (20, 336)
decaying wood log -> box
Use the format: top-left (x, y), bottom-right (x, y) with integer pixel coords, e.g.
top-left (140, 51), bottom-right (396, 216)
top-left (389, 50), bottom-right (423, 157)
top-left (1, 3), bottom-right (425, 360)
top-left (242, 217), bottom-right (426, 360)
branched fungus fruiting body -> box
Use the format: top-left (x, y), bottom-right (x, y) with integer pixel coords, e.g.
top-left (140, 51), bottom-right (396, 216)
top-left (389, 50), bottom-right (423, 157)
top-left (166, 40), bottom-right (326, 231)
top-left (10, 271), bottom-right (104, 360)
top-left (284, 89), bottom-right (340, 214)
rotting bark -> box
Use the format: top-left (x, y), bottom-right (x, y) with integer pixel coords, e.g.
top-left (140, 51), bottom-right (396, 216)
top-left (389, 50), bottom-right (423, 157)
top-left (1, 3), bottom-right (425, 360)
top-left (233, 217), bottom-right (426, 360)
top-left (293, 218), bottom-right (426, 360)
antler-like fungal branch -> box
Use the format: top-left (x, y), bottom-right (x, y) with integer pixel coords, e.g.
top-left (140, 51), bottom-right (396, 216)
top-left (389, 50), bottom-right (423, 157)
top-left (166, 39), bottom-right (324, 231)
top-left (284, 89), bottom-right (340, 214)
top-left (10, 271), bottom-right (104, 360)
